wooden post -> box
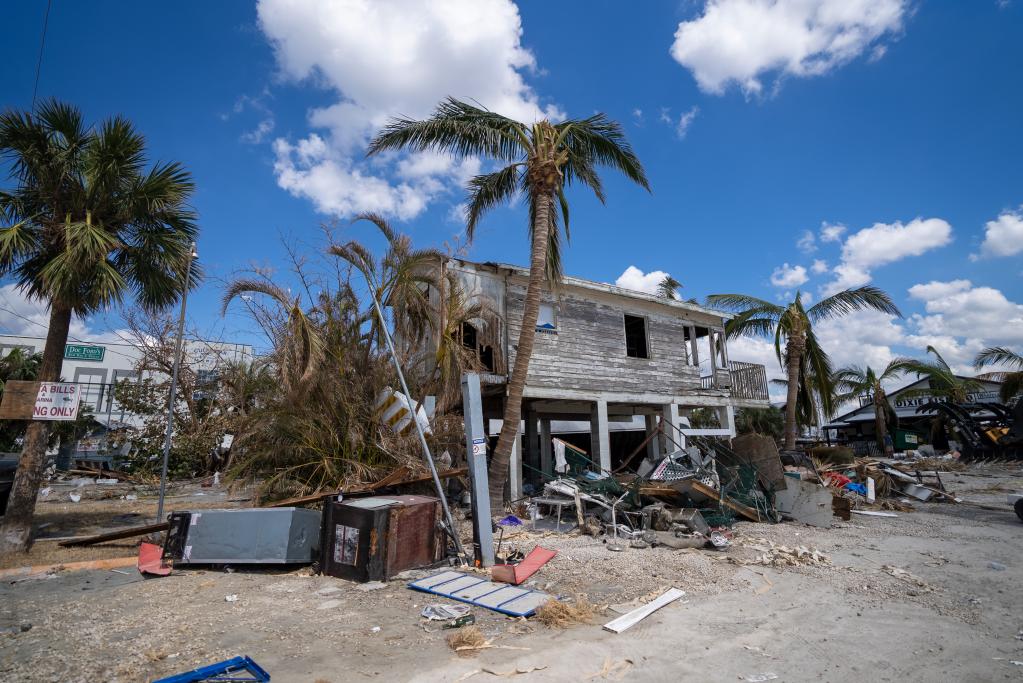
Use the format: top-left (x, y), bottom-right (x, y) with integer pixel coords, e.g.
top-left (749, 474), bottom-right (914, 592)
top-left (645, 414), bottom-right (660, 460)
top-left (661, 403), bottom-right (683, 452)
top-left (524, 404), bottom-right (538, 485)
top-left (540, 417), bottom-right (552, 477)
top-left (590, 399), bottom-right (611, 474)
top-left (688, 326), bottom-right (699, 367)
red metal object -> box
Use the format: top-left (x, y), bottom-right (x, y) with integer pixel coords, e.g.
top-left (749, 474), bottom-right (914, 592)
top-left (490, 546), bottom-right (557, 585)
top-left (138, 541), bottom-right (172, 576)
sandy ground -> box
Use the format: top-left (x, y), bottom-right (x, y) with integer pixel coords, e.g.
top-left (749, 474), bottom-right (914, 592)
top-left (1, 464), bottom-right (1022, 682)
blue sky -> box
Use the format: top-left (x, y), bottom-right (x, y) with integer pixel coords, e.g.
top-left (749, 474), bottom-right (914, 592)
top-left (2, 1), bottom-right (1021, 388)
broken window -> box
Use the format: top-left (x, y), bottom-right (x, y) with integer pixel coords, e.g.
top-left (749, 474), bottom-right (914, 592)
top-left (624, 314), bottom-right (648, 359)
top-left (459, 321), bottom-right (495, 373)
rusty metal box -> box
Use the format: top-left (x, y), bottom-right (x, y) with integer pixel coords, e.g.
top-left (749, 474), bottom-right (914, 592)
top-left (320, 495), bottom-right (441, 582)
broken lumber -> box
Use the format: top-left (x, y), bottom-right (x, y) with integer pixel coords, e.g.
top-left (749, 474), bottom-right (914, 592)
top-left (58, 522), bottom-right (169, 548)
top-left (268, 467), bottom-right (467, 508)
top-left (0, 555), bottom-right (138, 579)
top-left (603, 587), bottom-right (686, 633)
top-left (687, 480), bottom-right (762, 522)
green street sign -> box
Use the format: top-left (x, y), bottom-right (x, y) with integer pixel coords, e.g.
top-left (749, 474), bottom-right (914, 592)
top-left (64, 344), bottom-right (106, 362)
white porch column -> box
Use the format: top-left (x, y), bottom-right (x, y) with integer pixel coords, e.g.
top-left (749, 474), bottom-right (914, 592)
top-left (540, 417), bottom-right (552, 477)
top-left (661, 402), bottom-right (684, 452)
top-left (509, 431), bottom-right (523, 501)
top-left (590, 399), bottom-right (611, 474)
top-left (719, 404), bottom-right (737, 438)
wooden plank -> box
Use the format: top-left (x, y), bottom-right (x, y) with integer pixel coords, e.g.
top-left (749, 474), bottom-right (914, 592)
top-left (0, 555), bottom-right (137, 579)
top-left (0, 380), bottom-right (40, 420)
top-left (688, 480), bottom-right (762, 522)
top-left (58, 522), bottom-right (169, 547)
top-left (603, 587), bottom-right (686, 633)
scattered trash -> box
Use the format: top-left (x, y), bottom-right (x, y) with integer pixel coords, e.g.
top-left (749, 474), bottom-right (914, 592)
top-left (125, 494), bottom-right (138, 501)
top-left (40, 487), bottom-right (51, 497)
top-left (989, 561), bottom-right (1007, 571)
top-left (138, 542), bottom-right (172, 577)
top-left (491, 546), bottom-right (557, 585)
top-left (422, 603), bottom-right (471, 621)
top-left (498, 515), bottom-right (523, 527)
top-left (851, 510), bottom-right (898, 518)
top-left (0, 623), bottom-right (32, 635)
top-left (370, 626), bottom-right (381, 633)
top-left (69, 493), bottom-right (81, 503)
top-left (740, 674), bottom-right (779, 682)
top-left (225, 594), bottom-right (238, 602)
top-left (444, 614), bottom-right (476, 629)
top-left (603, 588), bottom-right (685, 634)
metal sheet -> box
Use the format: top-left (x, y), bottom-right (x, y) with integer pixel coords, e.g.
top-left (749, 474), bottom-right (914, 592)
top-left (408, 571), bottom-right (551, 617)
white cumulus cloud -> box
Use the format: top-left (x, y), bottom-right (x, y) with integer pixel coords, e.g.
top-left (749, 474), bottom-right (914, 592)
top-left (908, 279), bottom-right (1023, 346)
top-left (257, 0), bottom-right (560, 220)
top-left (770, 263), bottom-right (809, 288)
top-left (819, 222), bottom-right (846, 242)
top-left (811, 259), bottom-right (829, 274)
top-left (971, 207), bottom-right (1023, 260)
top-left (823, 217), bottom-right (952, 293)
top-left (796, 230), bottom-right (817, 253)
top-left (615, 266), bottom-right (671, 295)
top-left (669, 0), bottom-right (908, 95)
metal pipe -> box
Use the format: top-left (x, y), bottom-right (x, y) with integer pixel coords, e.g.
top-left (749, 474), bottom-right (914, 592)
top-left (156, 242), bottom-right (197, 523)
top-left (368, 287), bottom-right (466, 564)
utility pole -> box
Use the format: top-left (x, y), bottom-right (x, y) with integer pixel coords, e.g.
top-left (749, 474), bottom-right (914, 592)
top-left (156, 242), bottom-right (197, 523)
top-left (461, 372), bottom-right (494, 567)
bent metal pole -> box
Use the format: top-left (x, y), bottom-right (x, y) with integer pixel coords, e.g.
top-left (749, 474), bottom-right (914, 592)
top-left (369, 287), bottom-right (467, 564)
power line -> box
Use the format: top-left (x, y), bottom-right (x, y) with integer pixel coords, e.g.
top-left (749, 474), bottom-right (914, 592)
top-left (31, 0), bottom-right (53, 110)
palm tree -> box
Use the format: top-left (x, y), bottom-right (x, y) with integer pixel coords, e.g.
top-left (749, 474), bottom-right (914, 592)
top-left (973, 346), bottom-right (1023, 404)
top-left (833, 360), bottom-right (904, 453)
top-left (0, 100), bottom-right (197, 551)
top-left (657, 275), bottom-right (682, 300)
top-left (707, 288), bottom-right (901, 450)
top-left (894, 345), bottom-right (982, 404)
top-left (368, 98), bottom-right (648, 502)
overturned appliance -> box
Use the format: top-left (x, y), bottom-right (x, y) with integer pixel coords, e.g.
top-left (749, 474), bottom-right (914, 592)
top-left (163, 507), bottom-right (322, 565)
top-left (320, 495), bottom-right (443, 582)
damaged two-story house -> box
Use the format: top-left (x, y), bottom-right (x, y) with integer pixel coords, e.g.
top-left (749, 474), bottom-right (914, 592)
top-left (423, 258), bottom-right (770, 498)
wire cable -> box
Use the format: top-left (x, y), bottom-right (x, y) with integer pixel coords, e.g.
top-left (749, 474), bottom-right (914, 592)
top-left (31, 0), bottom-right (53, 110)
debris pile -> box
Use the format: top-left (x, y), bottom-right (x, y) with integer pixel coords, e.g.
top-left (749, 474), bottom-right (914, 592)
top-left (739, 538), bottom-right (832, 568)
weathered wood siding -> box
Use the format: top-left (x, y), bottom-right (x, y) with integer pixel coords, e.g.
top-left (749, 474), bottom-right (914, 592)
top-left (505, 282), bottom-right (707, 395)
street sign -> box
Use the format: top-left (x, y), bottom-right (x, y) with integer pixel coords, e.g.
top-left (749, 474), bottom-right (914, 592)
top-left (471, 437), bottom-right (487, 456)
top-left (64, 344), bottom-right (106, 361)
top-left (33, 382), bottom-right (82, 421)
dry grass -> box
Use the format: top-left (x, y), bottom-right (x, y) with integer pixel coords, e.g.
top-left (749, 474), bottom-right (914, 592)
top-left (911, 457), bottom-right (967, 472)
top-left (446, 625), bottom-right (487, 655)
top-left (534, 595), bottom-right (596, 628)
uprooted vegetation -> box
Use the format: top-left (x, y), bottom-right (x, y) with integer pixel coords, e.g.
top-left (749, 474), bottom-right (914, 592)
top-left (220, 217), bottom-right (502, 501)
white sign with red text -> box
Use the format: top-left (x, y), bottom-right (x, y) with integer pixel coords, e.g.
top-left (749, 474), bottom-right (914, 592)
top-left (33, 383), bottom-right (82, 421)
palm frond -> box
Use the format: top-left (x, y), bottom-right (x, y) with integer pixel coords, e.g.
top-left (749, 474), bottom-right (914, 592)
top-left (808, 285), bottom-right (901, 323)
top-left (367, 97), bottom-right (528, 162)
top-left (464, 164), bottom-right (521, 241)
top-left (974, 346), bottom-right (1023, 370)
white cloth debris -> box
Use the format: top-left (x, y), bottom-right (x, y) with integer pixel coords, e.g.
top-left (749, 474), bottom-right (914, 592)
top-left (553, 439), bottom-right (568, 473)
